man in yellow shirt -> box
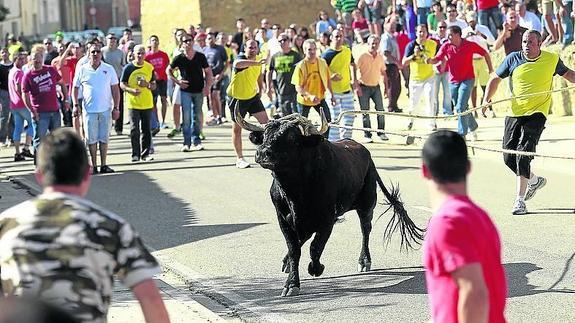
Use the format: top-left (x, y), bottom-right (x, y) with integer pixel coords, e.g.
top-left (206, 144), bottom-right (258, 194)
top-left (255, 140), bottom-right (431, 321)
top-left (292, 39), bottom-right (336, 139)
top-left (402, 24), bottom-right (438, 131)
top-left (356, 35), bottom-right (389, 143)
top-left (227, 39), bottom-right (269, 169)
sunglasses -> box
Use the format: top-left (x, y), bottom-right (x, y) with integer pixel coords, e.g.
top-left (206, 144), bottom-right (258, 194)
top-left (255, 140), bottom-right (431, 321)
top-left (44, 42), bottom-right (52, 45)
top-left (182, 39), bottom-right (192, 43)
top-left (439, 26), bottom-right (447, 29)
top-left (279, 38), bottom-right (289, 42)
top-left (91, 50), bottom-right (101, 54)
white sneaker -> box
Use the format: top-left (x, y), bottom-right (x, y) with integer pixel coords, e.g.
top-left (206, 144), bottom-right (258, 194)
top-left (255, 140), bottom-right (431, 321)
top-left (142, 155), bottom-right (154, 162)
top-left (190, 144), bottom-right (204, 151)
top-left (525, 177), bottom-right (547, 201)
top-left (236, 158), bottom-right (250, 169)
top-left (468, 131), bottom-right (478, 142)
top-left (181, 145), bottom-right (191, 152)
top-left (362, 137), bottom-right (373, 144)
top-left (512, 200), bottom-right (527, 215)
top-left (131, 156), bottom-right (139, 162)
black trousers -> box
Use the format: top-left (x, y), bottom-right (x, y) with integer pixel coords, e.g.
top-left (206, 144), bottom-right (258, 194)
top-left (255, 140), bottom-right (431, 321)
top-left (502, 113), bottom-right (546, 178)
top-left (129, 109), bottom-right (152, 158)
top-left (300, 99), bottom-right (331, 139)
top-left (114, 89), bottom-right (125, 133)
top-left (385, 64), bottom-right (401, 111)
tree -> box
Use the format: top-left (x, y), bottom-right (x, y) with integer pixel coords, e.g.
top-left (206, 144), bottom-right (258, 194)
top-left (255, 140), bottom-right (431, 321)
top-left (0, 5), bottom-right (9, 22)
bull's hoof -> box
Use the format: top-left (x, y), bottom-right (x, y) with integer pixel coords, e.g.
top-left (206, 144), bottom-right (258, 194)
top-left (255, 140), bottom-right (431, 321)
top-left (282, 262), bottom-right (290, 273)
top-left (308, 262), bottom-right (325, 277)
top-left (281, 286), bottom-right (300, 297)
top-left (358, 262), bottom-right (372, 272)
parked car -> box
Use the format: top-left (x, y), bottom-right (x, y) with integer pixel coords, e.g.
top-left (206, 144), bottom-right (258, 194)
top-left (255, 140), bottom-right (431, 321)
top-left (107, 26), bottom-right (127, 38)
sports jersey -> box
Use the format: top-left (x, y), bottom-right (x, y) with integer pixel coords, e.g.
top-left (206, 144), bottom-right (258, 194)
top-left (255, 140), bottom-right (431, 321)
top-left (404, 38), bottom-right (438, 81)
top-left (496, 50), bottom-right (568, 117)
top-left (0, 192), bottom-right (160, 323)
top-left (292, 59), bottom-right (329, 106)
top-left (322, 46), bottom-right (354, 93)
top-left (121, 61), bottom-right (155, 110)
top-left (227, 54), bottom-right (262, 100)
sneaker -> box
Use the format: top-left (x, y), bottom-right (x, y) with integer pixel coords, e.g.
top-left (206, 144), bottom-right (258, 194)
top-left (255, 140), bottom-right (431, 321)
top-left (190, 144), bottom-right (204, 151)
top-left (512, 200), bottom-right (527, 215)
top-left (181, 145), bottom-right (191, 152)
top-left (21, 148), bottom-right (34, 158)
top-left (99, 165), bottom-right (115, 174)
top-left (161, 123), bottom-right (170, 129)
top-left (142, 155), bottom-right (154, 162)
top-left (199, 132), bottom-right (206, 140)
top-left (14, 153), bottom-right (25, 162)
top-left (525, 177), bottom-right (547, 201)
top-left (220, 117), bottom-right (228, 123)
top-left (151, 128), bottom-right (160, 137)
top-left (236, 158), bottom-right (250, 169)
top-left (167, 128), bottom-right (180, 138)
top-left (468, 131), bottom-right (478, 142)
top-left (406, 121), bottom-right (413, 131)
top-left (131, 156), bottom-right (140, 162)
top-left (362, 137), bottom-right (373, 144)
top-left (430, 125), bottom-right (437, 131)
top-left (115, 130), bottom-right (123, 136)
top-left (336, 215), bottom-right (346, 223)
top-left (206, 119), bottom-right (219, 126)
top-left (378, 133), bottom-right (389, 141)
top-left (92, 166), bottom-right (99, 175)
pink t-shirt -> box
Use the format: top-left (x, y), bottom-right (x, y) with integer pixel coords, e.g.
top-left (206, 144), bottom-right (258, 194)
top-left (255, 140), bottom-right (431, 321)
top-left (477, 0), bottom-right (499, 10)
top-left (21, 65), bottom-right (61, 112)
top-left (8, 67), bottom-right (26, 109)
top-left (145, 50), bottom-right (170, 80)
top-left (424, 195), bottom-right (507, 323)
top-left (434, 40), bottom-right (487, 83)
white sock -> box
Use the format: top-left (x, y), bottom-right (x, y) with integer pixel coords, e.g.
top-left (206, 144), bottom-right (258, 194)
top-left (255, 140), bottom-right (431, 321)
top-left (528, 175), bottom-right (538, 185)
top-left (516, 195), bottom-right (525, 202)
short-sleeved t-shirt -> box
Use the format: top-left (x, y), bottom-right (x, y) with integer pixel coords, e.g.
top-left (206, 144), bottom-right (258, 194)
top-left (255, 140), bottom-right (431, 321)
top-left (427, 13), bottom-right (446, 32)
top-left (404, 38), bottom-right (438, 81)
top-left (203, 45), bottom-right (228, 76)
top-left (8, 67), bottom-right (26, 109)
top-left (380, 32), bottom-right (401, 65)
top-left (227, 54), bottom-right (262, 100)
top-left (434, 39), bottom-right (487, 83)
top-left (0, 192), bottom-right (161, 323)
top-left (356, 51), bottom-right (385, 87)
top-left (496, 50), bottom-right (567, 117)
top-left (269, 50), bottom-right (302, 96)
top-left (21, 65), bottom-right (62, 112)
top-left (102, 47), bottom-right (125, 78)
top-left (322, 46), bottom-right (354, 93)
top-left (121, 61), bottom-right (156, 110)
top-left (424, 195), bottom-right (507, 323)
top-left (292, 59), bottom-right (326, 106)
top-left (74, 62), bottom-right (119, 113)
top-left (145, 50), bottom-right (170, 80)
top-left (170, 52), bottom-right (209, 94)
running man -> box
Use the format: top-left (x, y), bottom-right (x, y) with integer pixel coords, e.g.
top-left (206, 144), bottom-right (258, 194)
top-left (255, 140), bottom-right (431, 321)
top-left (483, 29), bottom-right (575, 215)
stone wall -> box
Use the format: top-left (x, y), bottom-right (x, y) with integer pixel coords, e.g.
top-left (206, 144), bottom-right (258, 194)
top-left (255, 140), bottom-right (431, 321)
top-left (141, 0), bottom-right (201, 50)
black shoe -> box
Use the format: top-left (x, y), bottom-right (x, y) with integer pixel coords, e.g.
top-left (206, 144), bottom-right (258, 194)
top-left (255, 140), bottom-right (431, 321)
top-left (151, 128), bottom-right (160, 137)
top-left (21, 148), bottom-right (34, 158)
top-left (99, 165), bottom-right (115, 174)
top-left (14, 153), bottom-right (25, 162)
top-left (92, 166), bottom-right (99, 175)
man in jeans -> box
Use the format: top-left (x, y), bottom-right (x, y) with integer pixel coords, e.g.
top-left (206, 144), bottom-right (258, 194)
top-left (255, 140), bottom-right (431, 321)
top-left (73, 41), bottom-right (120, 174)
top-left (121, 45), bottom-right (157, 162)
top-left (22, 45), bottom-right (70, 157)
top-left (380, 16), bottom-right (403, 113)
top-left (0, 47), bottom-right (13, 147)
top-left (427, 26), bottom-right (492, 139)
top-left (102, 33), bottom-right (126, 135)
top-left (356, 34), bottom-right (388, 143)
top-left (476, 0), bottom-right (503, 37)
top-left (167, 33), bottom-right (213, 152)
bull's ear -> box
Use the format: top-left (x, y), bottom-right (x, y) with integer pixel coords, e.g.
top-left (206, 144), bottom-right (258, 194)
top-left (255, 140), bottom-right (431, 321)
top-left (299, 134), bottom-right (324, 147)
top-left (249, 131), bottom-right (264, 145)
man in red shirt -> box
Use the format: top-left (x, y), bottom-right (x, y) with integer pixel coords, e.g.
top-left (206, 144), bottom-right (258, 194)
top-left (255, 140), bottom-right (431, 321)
top-left (422, 130), bottom-right (507, 323)
top-left (427, 25), bottom-right (492, 138)
top-left (145, 35), bottom-right (170, 130)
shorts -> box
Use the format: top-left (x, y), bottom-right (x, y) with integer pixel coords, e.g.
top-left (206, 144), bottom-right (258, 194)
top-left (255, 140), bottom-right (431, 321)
top-left (172, 85), bottom-right (181, 105)
top-left (84, 111), bottom-right (111, 145)
top-left (363, 2), bottom-right (382, 24)
top-left (229, 94), bottom-right (266, 122)
top-left (473, 58), bottom-right (490, 87)
top-left (154, 79), bottom-right (167, 97)
top-left (211, 77), bottom-right (224, 92)
top-left (502, 112), bottom-right (546, 177)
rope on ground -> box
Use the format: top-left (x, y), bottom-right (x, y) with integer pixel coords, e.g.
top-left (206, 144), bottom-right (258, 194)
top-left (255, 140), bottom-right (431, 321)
top-left (332, 84), bottom-right (575, 123)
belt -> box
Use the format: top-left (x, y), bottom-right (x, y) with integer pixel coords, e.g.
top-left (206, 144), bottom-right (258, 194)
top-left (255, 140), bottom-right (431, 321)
top-left (338, 90), bottom-right (352, 94)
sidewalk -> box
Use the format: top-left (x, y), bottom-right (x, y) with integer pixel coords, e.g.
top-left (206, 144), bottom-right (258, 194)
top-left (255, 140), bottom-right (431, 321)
top-left (0, 178), bottom-right (228, 323)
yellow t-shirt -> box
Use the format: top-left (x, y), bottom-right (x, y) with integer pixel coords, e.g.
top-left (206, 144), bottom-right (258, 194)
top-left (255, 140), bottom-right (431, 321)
top-left (121, 61), bottom-right (155, 110)
top-left (405, 39), bottom-right (437, 81)
top-left (227, 54), bottom-right (262, 100)
top-left (292, 60), bottom-right (326, 106)
top-left (321, 46), bottom-right (353, 94)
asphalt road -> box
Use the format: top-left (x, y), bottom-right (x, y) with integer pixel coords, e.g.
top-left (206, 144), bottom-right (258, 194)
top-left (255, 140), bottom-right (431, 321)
top-left (2, 114), bottom-right (574, 323)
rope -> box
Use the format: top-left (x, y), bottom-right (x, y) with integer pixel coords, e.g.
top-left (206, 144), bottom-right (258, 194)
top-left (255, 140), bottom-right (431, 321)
top-left (333, 84), bottom-right (575, 123)
top-left (327, 85), bottom-right (575, 160)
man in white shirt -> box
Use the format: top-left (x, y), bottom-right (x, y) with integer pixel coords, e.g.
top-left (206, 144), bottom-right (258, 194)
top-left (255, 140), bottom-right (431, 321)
top-left (515, 2), bottom-right (543, 32)
top-left (72, 41), bottom-right (120, 174)
top-left (446, 4), bottom-right (468, 29)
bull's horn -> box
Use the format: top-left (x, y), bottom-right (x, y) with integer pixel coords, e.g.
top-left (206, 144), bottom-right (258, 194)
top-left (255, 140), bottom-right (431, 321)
top-left (234, 101), bottom-right (264, 132)
top-left (317, 108), bottom-right (329, 135)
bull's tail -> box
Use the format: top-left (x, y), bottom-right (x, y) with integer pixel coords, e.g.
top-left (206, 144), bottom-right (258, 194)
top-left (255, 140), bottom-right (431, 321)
top-left (376, 172), bottom-right (425, 251)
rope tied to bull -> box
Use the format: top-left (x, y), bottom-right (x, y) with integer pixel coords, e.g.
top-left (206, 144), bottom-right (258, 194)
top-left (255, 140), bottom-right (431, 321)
top-left (327, 84), bottom-right (575, 159)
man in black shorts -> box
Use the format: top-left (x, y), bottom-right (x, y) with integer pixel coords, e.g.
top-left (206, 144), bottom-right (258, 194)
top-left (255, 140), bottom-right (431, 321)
top-left (484, 29), bottom-right (575, 215)
top-left (204, 33), bottom-right (228, 125)
top-left (226, 39), bottom-right (269, 169)
top-left (145, 35), bottom-right (170, 130)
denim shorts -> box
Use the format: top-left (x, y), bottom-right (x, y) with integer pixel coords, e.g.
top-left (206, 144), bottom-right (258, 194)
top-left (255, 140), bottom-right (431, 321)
top-left (84, 111), bottom-right (111, 144)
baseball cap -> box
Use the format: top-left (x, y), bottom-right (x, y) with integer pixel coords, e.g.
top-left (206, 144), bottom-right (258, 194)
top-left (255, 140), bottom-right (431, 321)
top-left (194, 32), bottom-right (207, 41)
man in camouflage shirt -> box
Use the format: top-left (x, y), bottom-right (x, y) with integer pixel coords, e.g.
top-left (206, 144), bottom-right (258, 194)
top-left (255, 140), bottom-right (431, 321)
top-left (0, 128), bottom-right (170, 323)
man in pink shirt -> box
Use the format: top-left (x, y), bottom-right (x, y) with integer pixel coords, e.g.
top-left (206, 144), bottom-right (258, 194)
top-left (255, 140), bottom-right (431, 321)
top-left (422, 130), bottom-right (507, 323)
top-left (8, 51), bottom-right (34, 161)
top-left (427, 25), bottom-right (493, 139)
top-left (21, 46), bottom-right (70, 156)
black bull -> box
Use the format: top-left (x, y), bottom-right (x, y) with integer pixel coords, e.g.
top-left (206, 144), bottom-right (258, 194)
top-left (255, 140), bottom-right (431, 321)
top-left (236, 108), bottom-right (425, 297)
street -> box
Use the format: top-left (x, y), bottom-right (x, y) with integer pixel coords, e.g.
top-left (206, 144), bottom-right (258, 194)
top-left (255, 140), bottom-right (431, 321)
top-left (1, 114), bottom-right (574, 322)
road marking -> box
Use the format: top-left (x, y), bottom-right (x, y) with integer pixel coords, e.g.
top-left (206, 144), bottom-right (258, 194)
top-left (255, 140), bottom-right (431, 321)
top-left (154, 253), bottom-right (291, 323)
